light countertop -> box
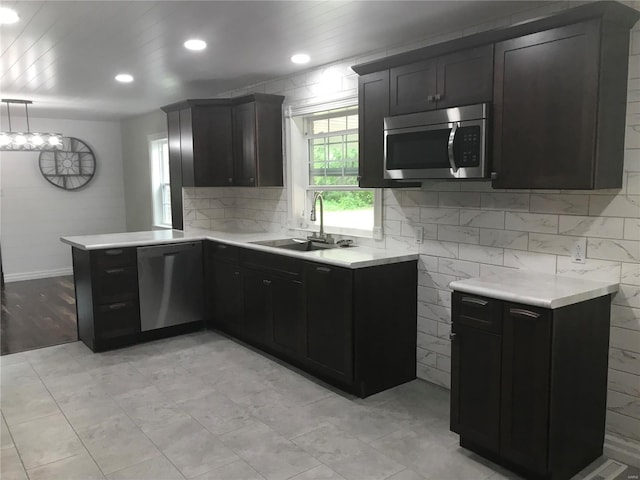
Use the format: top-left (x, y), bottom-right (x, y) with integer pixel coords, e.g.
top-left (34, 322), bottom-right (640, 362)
top-left (449, 270), bottom-right (618, 309)
top-left (60, 229), bottom-right (419, 269)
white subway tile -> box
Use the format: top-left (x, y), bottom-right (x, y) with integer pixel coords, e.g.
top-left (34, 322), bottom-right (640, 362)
top-left (558, 216), bottom-right (625, 239)
top-left (459, 244), bottom-right (504, 266)
top-left (505, 212), bottom-right (559, 234)
top-left (625, 148), bottom-right (640, 172)
top-left (437, 289), bottom-right (452, 307)
top-left (437, 225), bottom-right (480, 245)
top-left (420, 240), bottom-right (459, 259)
top-left (401, 222), bottom-right (438, 240)
top-left (608, 369), bottom-right (640, 398)
top-left (479, 229), bottom-right (529, 251)
top-left (481, 193), bottom-right (529, 211)
top-left (530, 194), bottom-right (589, 215)
top-left (437, 322), bottom-right (451, 340)
top-left (609, 348), bottom-right (640, 376)
top-left (589, 195), bottom-right (640, 217)
top-left (628, 172), bottom-right (640, 195)
top-left (611, 327), bottom-right (640, 354)
top-left (384, 235), bottom-right (420, 253)
top-left (402, 190), bottom-right (438, 207)
top-left (624, 219), bottom-right (640, 240)
top-left (529, 233), bottom-right (582, 256)
top-left (556, 257), bottom-right (622, 284)
top-left (438, 258), bottom-right (480, 278)
top-left (614, 284), bottom-right (640, 309)
top-left (417, 332), bottom-right (450, 355)
top-left (386, 205), bottom-right (420, 223)
top-left (417, 364), bottom-right (451, 389)
top-left (607, 390), bottom-right (640, 422)
top-left (459, 209), bottom-right (505, 229)
top-left (383, 220), bottom-right (402, 236)
top-left (417, 302), bottom-right (451, 323)
top-left (503, 249), bottom-right (557, 274)
top-left (625, 125), bottom-right (640, 149)
top-left (418, 271), bottom-right (456, 290)
top-left (478, 264), bottom-right (518, 277)
top-left (622, 263), bottom-right (640, 286)
top-left (611, 305), bottom-right (640, 332)
top-left (384, 189), bottom-right (403, 206)
top-left (418, 286), bottom-right (438, 304)
top-left (588, 238), bottom-right (640, 263)
top-left (417, 316), bottom-right (438, 336)
top-left (438, 192), bottom-right (481, 208)
top-left (606, 410), bottom-right (640, 442)
top-left (417, 347), bottom-right (437, 367)
top-left (420, 207), bottom-right (459, 225)
top-left (459, 181), bottom-right (494, 192)
top-left (420, 180), bottom-right (461, 192)
top-left (418, 255), bottom-right (439, 272)
top-left (436, 355), bottom-right (452, 373)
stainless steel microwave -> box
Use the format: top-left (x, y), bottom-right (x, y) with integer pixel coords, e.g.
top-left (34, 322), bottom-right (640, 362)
top-left (384, 103), bottom-right (489, 180)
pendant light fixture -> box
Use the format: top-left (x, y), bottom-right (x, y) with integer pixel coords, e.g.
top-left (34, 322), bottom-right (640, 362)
top-left (0, 99), bottom-right (63, 151)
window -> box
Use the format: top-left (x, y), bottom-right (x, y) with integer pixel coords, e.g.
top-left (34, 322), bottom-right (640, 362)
top-left (149, 137), bottom-right (171, 228)
top-left (288, 102), bottom-right (380, 237)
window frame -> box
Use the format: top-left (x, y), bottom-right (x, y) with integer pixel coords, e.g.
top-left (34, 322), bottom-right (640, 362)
top-left (148, 134), bottom-right (172, 229)
top-left (285, 97), bottom-right (383, 239)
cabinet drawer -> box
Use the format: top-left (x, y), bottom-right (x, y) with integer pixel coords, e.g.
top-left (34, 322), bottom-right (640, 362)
top-left (92, 248), bottom-right (137, 269)
top-left (209, 242), bottom-right (240, 263)
top-left (93, 267), bottom-right (138, 304)
top-left (95, 301), bottom-right (140, 339)
top-left (242, 249), bottom-right (302, 280)
top-left (452, 291), bottom-right (501, 333)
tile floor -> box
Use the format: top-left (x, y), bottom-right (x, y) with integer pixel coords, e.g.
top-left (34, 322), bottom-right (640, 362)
top-left (0, 331), bottom-right (613, 480)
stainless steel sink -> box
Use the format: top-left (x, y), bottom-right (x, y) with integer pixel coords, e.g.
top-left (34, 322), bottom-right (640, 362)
top-left (250, 238), bottom-right (340, 252)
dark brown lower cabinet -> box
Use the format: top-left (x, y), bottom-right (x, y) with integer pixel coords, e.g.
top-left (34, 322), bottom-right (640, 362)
top-left (205, 240), bottom-right (417, 397)
top-left (450, 291), bottom-right (611, 480)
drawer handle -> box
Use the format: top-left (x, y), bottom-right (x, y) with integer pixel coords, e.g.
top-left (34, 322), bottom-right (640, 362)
top-left (509, 308), bottom-right (540, 319)
top-left (217, 245), bottom-right (227, 250)
top-left (316, 266), bottom-right (331, 273)
top-left (461, 296), bottom-right (488, 307)
top-left (105, 249), bottom-right (123, 256)
top-left (108, 302), bottom-right (128, 310)
top-left (263, 279), bottom-right (272, 286)
top-left (105, 267), bottom-right (125, 275)
top-left (449, 332), bottom-right (456, 341)
top-left (233, 271), bottom-right (240, 276)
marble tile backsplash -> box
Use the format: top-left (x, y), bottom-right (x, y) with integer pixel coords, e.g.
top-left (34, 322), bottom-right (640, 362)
top-left (179, 2), bottom-right (640, 450)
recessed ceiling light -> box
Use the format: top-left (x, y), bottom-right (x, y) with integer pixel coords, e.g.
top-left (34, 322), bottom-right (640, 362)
top-left (184, 39), bottom-right (207, 51)
top-left (0, 7), bottom-right (19, 24)
top-left (291, 53), bottom-right (310, 65)
top-left (115, 73), bottom-right (134, 83)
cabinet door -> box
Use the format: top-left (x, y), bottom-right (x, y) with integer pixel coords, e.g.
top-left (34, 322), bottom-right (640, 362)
top-left (166, 110), bottom-right (183, 229)
top-left (389, 59), bottom-right (437, 115)
top-left (492, 21), bottom-right (600, 189)
top-left (436, 45), bottom-right (493, 109)
top-left (255, 100), bottom-right (284, 186)
top-left (242, 269), bottom-right (271, 345)
top-left (450, 323), bottom-right (501, 452)
top-left (500, 304), bottom-right (552, 475)
top-left (270, 277), bottom-right (304, 358)
top-left (304, 263), bottom-right (353, 384)
top-left (233, 102), bottom-right (257, 186)
top-left (212, 261), bottom-right (244, 334)
top-left (192, 106), bottom-right (234, 186)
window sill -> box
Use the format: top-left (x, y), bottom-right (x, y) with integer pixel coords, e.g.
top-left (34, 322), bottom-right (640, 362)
top-left (152, 224), bottom-right (173, 231)
top-left (288, 223), bottom-right (380, 240)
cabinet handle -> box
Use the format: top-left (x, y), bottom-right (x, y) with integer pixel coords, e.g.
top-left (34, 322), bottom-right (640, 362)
top-left (108, 302), bottom-right (128, 310)
top-left (427, 95), bottom-right (435, 102)
top-left (461, 296), bottom-right (488, 307)
top-left (357, 175), bottom-right (362, 181)
top-left (105, 249), bottom-right (123, 256)
top-left (248, 177), bottom-right (255, 183)
top-left (434, 93), bottom-right (442, 101)
top-left (217, 244), bottom-right (227, 250)
top-left (228, 178), bottom-right (233, 183)
top-left (105, 267), bottom-right (125, 275)
top-left (233, 271), bottom-right (240, 276)
top-left (491, 172), bottom-right (498, 180)
top-left (509, 308), bottom-right (540, 319)
top-left (316, 266), bottom-right (331, 274)
top-left (449, 332), bottom-right (456, 341)
top-left (263, 279), bottom-right (272, 286)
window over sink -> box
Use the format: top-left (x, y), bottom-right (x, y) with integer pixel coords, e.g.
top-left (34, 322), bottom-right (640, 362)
top-left (287, 100), bottom-right (381, 237)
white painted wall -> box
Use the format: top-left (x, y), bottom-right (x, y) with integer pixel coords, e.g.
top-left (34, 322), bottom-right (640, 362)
top-left (120, 110), bottom-right (167, 232)
top-left (0, 117), bottom-right (126, 281)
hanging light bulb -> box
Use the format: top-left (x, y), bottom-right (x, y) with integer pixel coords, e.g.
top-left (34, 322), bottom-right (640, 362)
top-left (0, 99), bottom-right (63, 151)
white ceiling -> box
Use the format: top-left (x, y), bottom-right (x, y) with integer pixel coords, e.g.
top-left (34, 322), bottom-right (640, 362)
top-left (0, 0), bottom-right (553, 121)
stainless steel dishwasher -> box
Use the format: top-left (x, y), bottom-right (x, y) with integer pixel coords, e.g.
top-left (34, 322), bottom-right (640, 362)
top-left (137, 242), bottom-right (203, 332)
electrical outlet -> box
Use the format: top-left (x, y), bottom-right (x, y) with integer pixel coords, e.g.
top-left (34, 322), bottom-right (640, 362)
top-left (571, 238), bottom-right (587, 264)
top-left (415, 226), bottom-right (424, 244)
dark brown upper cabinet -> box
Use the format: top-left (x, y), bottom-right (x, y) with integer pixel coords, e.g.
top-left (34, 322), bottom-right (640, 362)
top-left (390, 45), bottom-right (493, 115)
top-left (232, 95), bottom-right (285, 187)
top-left (492, 18), bottom-right (632, 189)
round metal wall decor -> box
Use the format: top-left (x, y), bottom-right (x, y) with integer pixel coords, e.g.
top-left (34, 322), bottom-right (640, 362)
top-left (38, 137), bottom-right (96, 190)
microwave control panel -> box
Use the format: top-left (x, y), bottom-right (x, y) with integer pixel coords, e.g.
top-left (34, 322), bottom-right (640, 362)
top-left (456, 126), bottom-right (481, 167)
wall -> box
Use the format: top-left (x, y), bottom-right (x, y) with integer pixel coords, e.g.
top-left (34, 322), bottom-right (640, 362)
top-left (120, 110), bottom-right (167, 232)
top-left (179, 1), bottom-right (640, 461)
top-left (0, 117), bottom-right (126, 280)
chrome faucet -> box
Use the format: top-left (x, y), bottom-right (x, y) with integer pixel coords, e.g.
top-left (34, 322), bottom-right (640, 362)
top-left (308, 192), bottom-right (334, 244)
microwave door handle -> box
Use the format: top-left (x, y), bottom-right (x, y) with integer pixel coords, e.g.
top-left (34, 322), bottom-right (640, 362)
top-left (447, 122), bottom-right (459, 173)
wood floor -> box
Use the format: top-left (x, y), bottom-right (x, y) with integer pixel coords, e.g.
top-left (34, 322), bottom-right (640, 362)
top-left (1, 276), bottom-right (77, 355)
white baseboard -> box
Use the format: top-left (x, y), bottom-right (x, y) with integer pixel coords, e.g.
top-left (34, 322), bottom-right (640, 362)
top-left (4, 267), bottom-right (73, 283)
top-left (604, 433), bottom-right (640, 468)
